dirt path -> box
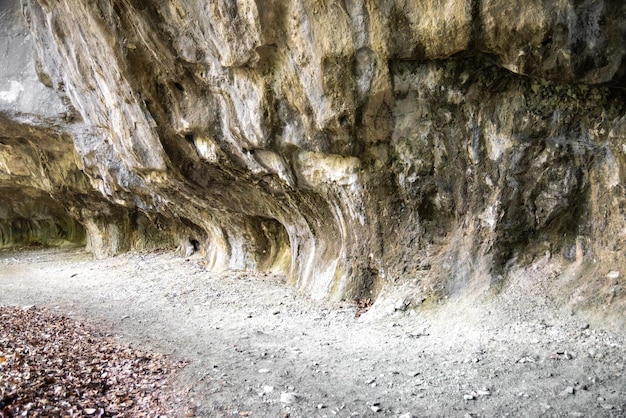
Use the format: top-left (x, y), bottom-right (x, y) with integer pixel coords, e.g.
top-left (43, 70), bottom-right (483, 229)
top-left (1, 248), bottom-right (624, 417)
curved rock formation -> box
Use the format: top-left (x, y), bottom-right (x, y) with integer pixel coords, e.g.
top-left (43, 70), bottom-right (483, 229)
top-left (1, 0), bottom-right (624, 311)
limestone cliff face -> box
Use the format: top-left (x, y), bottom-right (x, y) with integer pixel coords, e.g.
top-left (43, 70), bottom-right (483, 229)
top-left (1, 0), bottom-right (625, 310)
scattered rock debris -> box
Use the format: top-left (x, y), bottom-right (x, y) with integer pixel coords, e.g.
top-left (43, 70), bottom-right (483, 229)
top-left (0, 306), bottom-right (192, 417)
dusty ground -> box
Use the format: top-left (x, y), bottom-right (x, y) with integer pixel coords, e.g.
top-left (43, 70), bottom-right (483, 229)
top-left (0, 247), bottom-right (624, 417)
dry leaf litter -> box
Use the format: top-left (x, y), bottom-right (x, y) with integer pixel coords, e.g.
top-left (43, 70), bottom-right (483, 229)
top-left (0, 305), bottom-right (192, 417)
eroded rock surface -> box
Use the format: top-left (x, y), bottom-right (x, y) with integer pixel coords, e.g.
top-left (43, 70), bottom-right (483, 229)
top-left (1, 0), bottom-right (624, 312)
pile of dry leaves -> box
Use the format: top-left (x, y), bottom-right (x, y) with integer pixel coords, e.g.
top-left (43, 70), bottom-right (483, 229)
top-left (0, 305), bottom-right (192, 417)
top-left (354, 298), bottom-right (372, 318)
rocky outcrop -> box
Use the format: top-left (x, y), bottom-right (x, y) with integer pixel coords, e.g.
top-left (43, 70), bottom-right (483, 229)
top-left (1, 0), bottom-right (624, 312)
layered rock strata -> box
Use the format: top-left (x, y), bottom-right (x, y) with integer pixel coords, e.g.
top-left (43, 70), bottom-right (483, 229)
top-left (1, 0), bottom-right (624, 311)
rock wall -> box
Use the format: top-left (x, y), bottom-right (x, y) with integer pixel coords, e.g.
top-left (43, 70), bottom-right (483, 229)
top-left (1, 0), bottom-right (624, 311)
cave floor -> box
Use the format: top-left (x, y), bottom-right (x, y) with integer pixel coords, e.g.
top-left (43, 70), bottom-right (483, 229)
top-left (1, 248), bottom-right (624, 417)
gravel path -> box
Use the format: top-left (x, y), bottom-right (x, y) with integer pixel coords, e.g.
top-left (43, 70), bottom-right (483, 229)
top-left (1, 248), bottom-right (624, 417)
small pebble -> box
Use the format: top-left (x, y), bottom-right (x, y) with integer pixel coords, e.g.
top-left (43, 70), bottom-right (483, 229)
top-left (606, 271), bottom-right (620, 279)
top-left (280, 392), bottom-right (299, 404)
top-left (394, 299), bottom-right (409, 311)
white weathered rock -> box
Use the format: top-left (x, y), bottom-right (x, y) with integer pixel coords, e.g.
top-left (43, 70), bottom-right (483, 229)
top-left (279, 392), bottom-right (299, 404)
